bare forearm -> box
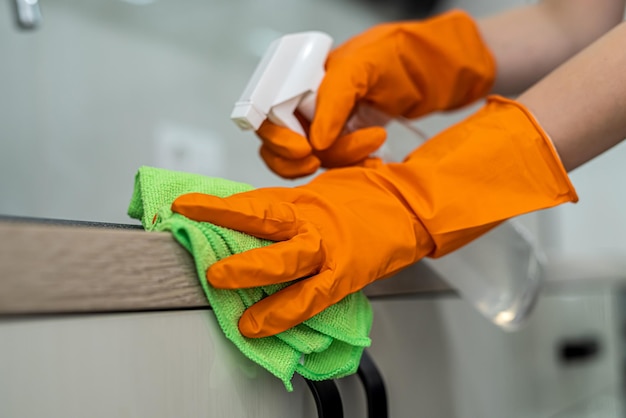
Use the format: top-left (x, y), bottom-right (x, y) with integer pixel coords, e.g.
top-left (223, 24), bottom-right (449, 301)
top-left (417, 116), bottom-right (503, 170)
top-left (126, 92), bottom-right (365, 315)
top-left (478, 0), bottom-right (625, 95)
top-left (518, 21), bottom-right (626, 171)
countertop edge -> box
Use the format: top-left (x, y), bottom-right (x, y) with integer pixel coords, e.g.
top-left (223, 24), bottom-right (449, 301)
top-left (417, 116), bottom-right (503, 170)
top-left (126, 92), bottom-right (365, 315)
top-left (0, 218), bottom-right (451, 315)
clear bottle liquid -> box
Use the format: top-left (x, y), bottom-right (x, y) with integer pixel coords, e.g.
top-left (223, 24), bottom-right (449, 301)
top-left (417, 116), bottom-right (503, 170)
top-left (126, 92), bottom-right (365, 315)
top-left (423, 219), bottom-right (545, 330)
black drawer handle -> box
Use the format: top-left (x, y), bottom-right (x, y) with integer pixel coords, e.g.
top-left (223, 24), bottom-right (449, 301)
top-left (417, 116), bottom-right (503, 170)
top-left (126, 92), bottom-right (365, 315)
top-left (305, 378), bottom-right (343, 418)
top-left (357, 350), bottom-right (388, 418)
top-left (304, 350), bottom-right (388, 418)
top-left (558, 336), bottom-right (601, 364)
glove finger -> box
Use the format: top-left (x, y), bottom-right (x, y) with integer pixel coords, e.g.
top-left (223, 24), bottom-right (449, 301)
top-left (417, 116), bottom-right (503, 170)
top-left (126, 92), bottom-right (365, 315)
top-left (314, 126), bottom-right (386, 168)
top-left (260, 145), bottom-right (321, 179)
top-left (173, 192), bottom-right (303, 241)
top-left (206, 223), bottom-right (323, 289)
top-left (238, 269), bottom-right (339, 338)
top-left (310, 64), bottom-right (369, 151)
top-left (257, 120), bottom-right (312, 160)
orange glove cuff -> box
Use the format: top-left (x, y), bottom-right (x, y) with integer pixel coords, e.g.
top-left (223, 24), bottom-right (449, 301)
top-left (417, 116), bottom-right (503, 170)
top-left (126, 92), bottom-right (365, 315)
top-left (398, 9), bottom-right (498, 116)
top-left (382, 95), bottom-right (577, 257)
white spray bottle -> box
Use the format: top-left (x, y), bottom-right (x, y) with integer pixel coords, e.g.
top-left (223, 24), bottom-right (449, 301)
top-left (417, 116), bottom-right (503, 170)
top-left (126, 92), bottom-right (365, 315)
top-left (231, 31), bottom-right (546, 331)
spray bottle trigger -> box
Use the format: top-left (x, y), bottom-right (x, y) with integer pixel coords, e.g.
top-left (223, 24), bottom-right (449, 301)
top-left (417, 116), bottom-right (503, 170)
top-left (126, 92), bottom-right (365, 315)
top-left (268, 91), bottom-right (318, 138)
top-left (268, 96), bottom-right (307, 137)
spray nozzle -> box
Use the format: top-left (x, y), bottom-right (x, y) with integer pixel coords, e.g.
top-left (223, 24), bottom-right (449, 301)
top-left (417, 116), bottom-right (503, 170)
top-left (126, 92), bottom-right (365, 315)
top-left (231, 31), bottom-right (333, 137)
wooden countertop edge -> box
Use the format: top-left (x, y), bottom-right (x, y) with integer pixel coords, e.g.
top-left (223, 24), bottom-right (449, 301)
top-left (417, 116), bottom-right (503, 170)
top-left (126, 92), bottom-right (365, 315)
top-left (0, 218), bottom-right (451, 315)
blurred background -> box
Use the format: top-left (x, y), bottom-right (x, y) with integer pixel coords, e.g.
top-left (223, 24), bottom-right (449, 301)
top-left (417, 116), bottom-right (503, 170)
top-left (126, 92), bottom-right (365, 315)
top-left (2, 0), bottom-right (626, 416)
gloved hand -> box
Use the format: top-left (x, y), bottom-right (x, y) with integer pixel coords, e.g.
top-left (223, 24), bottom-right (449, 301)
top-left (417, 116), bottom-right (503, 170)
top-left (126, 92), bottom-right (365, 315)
top-left (257, 113), bottom-right (388, 179)
top-left (258, 10), bottom-right (497, 178)
top-left (173, 96), bottom-right (577, 338)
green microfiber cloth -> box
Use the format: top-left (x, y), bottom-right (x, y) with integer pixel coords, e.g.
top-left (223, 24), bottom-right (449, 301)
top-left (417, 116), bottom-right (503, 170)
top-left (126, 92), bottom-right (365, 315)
top-left (128, 166), bottom-right (372, 391)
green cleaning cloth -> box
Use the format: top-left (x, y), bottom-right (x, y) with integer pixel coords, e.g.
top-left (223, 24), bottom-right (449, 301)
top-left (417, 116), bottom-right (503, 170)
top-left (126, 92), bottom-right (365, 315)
top-left (128, 166), bottom-right (373, 391)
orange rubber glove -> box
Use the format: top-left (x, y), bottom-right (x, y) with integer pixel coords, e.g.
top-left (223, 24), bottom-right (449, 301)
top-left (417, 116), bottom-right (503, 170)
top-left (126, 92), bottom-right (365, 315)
top-left (173, 96), bottom-right (577, 338)
top-left (258, 9), bottom-right (496, 178)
